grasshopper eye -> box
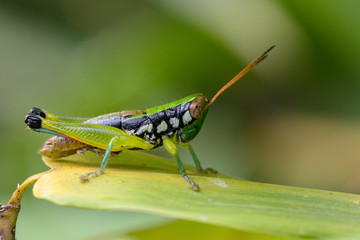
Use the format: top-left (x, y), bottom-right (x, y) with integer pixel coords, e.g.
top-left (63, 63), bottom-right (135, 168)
top-left (190, 95), bottom-right (208, 119)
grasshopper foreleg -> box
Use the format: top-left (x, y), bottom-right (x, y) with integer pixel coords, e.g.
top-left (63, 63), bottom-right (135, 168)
top-left (183, 143), bottom-right (217, 174)
top-left (79, 137), bottom-right (117, 182)
top-left (163, 138), bottom-right (200, 191)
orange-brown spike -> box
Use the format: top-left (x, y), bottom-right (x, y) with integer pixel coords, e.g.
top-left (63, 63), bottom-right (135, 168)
top-left (209, 45), bottom-right (275, 105)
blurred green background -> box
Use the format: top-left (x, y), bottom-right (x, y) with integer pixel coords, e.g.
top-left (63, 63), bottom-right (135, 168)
top-left (1, 0), bottom-right (360, 239)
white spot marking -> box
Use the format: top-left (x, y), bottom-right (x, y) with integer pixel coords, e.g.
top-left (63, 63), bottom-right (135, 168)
top-left (156, 121), bottom-right (168, 133)
top-left (200, 216), bottom-right (208, 222)
top-left (182, 110), bottom-right (192, 125)
top-left (147, 124), bottom-right (153, 132)
top-left (207, 178), bottom-right (228, 188)
top-left (170, 117), bottom-right (179, 128)
top-left (135, 124), bottom-right (149, 135)
top-left (126, 129), bottom-right (135, 135)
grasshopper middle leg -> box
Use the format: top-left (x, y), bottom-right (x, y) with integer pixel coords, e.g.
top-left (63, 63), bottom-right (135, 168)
top-left (79, 137), bottom-right (117, 182)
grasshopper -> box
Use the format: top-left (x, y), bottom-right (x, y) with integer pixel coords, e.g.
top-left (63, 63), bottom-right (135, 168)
top-left (25, 46), bottom-right (274, 191)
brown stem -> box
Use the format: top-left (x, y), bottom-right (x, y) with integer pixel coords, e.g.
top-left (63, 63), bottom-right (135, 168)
top-left (0, 172), bottom-right (46, 240)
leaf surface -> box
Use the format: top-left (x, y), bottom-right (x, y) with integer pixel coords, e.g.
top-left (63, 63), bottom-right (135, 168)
top-left (89, 220), bottom-right (295, 240)
top-left (33, 151), bottom-right (360, 239)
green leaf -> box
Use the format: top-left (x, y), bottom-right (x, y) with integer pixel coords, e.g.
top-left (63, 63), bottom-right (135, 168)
top-left (33, 151), bottom-right (360, 239)
top-left (90, 220), bottom-right (294, 240)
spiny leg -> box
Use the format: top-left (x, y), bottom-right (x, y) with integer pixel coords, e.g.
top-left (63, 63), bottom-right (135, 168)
top-left (183, 143), bottom-right (217, 174)
top-left (163, 138), bottom-right (199, 191)
top-left (79, 137), bottom-right (117, 182)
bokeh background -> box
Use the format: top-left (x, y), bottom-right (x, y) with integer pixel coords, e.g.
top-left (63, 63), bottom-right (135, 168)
top-left (1, 0), bottom-right (360, 239)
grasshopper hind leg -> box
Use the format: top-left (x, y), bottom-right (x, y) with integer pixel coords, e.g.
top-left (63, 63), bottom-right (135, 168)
top-left (29, 107), bottom-right (46, 118)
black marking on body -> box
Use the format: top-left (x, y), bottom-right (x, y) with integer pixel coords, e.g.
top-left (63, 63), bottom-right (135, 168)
top-left (133, 118), bottom-right (152, 139)
top-left (85, 113), bottom-right (123, 129)
top-left (148, 110), bottom-right (166, 131)
top-left (94, 117), bottom-right (122, 129)
top-left (165, 107), bottom-right (177, 119)
top-left (120, 101), bottom-right (195, 147)
top-left (85, 100), bottom-right (196, 148)
top-left (122, 115), bottom-right (147, 130)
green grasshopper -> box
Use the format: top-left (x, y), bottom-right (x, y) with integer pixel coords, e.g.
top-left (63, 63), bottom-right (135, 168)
top-left (25, 46), bottom-right (274, 191)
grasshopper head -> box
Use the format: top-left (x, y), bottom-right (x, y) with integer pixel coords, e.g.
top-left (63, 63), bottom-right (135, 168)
top-left (180, 94), bottom-right (209, 143)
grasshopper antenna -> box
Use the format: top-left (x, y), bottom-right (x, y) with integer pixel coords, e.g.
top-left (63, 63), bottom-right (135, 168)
top-left (209, 45), bottom-right (275, 106)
